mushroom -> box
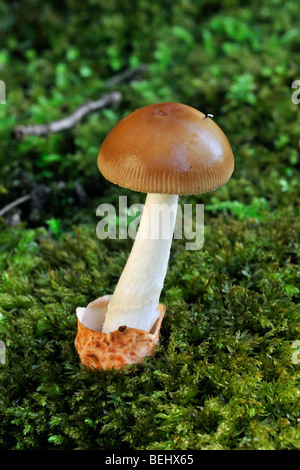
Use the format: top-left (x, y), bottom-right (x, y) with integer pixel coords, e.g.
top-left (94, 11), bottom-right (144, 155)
top-left (75, 102), bottom-right (234, 370)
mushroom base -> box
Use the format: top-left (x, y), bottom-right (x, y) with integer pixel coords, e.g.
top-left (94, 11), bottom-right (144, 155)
top-left (75, 295), bottom-right (165, 370)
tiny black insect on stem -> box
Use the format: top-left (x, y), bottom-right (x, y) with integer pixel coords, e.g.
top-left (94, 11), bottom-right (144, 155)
top-left (118, 325), bottom-right (127, 332)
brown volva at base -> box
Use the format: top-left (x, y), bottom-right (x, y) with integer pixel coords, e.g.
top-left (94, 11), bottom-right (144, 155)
top-left (75, 295), bottom-right (166, 370)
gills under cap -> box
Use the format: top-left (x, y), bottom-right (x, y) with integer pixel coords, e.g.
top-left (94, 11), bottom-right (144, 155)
top-left (97, 102), bottom-right (234, 195)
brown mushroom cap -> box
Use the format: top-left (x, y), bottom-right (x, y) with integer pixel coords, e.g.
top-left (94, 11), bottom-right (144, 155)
top-left (98, 102), bottom-right (234, 195)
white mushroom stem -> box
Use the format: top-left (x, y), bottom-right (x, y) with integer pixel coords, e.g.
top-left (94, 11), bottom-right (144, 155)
top-left (102, 193), bottom-right (179, 333)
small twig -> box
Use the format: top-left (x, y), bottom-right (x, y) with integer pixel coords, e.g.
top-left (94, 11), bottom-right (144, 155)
top-left (13, 91), bottom-right (122, 139)
top-left (48, 265), bottom-right (57, 283)
top-left (13, 65), bottom-right (147, 139)
top-left (105, 64), bottom-right (148, 87)
top-left (200, 274), bottom-right (214, 304)
top-left (0, 194), bottom-right (31, 217)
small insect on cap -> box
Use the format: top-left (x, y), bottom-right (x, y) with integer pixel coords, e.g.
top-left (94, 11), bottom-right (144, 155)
top-left (98, 102), bottom-right (234, 195)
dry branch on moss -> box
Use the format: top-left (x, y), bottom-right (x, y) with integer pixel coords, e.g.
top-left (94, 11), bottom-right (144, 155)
top-left (13, 65), bottom-right (148, 139)
top-left (104, 64), bottom-right (147, 86)
top-left (0, 194), bottom-right (31, 218)
top-left (13, 91), bottom-right (122, 139)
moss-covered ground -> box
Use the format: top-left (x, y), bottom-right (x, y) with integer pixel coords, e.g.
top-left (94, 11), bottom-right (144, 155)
top-left (0, 0), bottom-right (299, 450)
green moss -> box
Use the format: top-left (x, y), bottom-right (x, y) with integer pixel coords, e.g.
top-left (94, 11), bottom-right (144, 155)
top-left (0, 208), bottom-right (299, 450)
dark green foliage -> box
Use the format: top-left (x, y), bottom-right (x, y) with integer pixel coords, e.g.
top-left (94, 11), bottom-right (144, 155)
top-left (0, 0), bottom-right (300, 451)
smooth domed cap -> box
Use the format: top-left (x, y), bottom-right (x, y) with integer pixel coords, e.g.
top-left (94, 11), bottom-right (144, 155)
top-left (97, 102), bottom-right (234, 195)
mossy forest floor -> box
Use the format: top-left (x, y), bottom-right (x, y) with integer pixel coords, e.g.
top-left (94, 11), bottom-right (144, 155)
top-left (0, 0), bottom-right (299, 450)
